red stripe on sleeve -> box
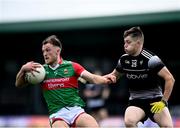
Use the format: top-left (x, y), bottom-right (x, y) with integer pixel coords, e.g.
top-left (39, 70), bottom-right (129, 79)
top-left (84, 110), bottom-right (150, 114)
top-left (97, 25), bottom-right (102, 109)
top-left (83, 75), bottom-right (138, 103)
top-left (72, 62), bottom-right (85, 77)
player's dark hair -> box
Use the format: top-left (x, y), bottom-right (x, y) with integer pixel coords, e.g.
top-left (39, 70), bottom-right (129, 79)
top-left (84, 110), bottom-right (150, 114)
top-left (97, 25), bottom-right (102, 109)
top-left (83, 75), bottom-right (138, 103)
top-left (123, 26), bottom-right (144, 39)
top-left (42, 35), bottom-right (62, 49)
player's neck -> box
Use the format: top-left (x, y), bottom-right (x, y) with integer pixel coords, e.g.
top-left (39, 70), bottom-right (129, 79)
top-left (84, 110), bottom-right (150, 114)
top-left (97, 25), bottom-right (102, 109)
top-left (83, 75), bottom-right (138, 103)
top-left (58, 56), bottom-right (63, 64)
top-left (49, 56), bottom-right (62, 68)
top-left (132, 47), bottom-right (142, 56)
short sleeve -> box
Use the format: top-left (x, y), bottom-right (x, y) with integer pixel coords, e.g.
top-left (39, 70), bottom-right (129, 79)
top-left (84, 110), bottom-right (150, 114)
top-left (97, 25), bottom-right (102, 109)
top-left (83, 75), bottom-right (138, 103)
top-left (148, 55), bottom-right (165, 73)
top-left (72, 62), bottom-right (85, 77)
top-left (115, 58), bottom-right (122, 73)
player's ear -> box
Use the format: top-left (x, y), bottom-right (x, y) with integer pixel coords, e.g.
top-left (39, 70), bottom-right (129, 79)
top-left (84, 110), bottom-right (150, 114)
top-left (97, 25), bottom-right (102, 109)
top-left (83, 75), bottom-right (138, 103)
top-left (137, 38), bottom-right (143, 45)
top-left (137, 40), bottom-right (142, 45)
top-left (59, 48), bottom-right (62, 53)
top-left (57, 47), bottom-right (61, 53)
top-left (137, 40), bottom-right (140, 45)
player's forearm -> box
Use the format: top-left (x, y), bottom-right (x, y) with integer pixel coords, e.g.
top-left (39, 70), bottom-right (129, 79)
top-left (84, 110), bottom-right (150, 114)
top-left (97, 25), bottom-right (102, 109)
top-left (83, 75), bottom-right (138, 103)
top-left (81, 71), bottom-right (109, 85)
top-left (15, 68), bottom-right (28, 88)
top-left (162, 77), bottom-right (175, 101)
top-left (92, 75), bottom-right (108, 85)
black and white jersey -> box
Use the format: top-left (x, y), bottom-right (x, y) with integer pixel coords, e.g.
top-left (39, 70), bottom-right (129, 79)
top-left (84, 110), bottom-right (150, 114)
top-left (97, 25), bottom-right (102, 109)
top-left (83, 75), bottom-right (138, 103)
top-left (116, 49), bottom-right (165, 100)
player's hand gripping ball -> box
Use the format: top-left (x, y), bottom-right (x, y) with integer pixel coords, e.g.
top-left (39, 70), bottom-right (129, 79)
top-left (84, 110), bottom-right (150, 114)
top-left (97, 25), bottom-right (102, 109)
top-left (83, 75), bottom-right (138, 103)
top-left (25, 64), bottom-right (46, 85)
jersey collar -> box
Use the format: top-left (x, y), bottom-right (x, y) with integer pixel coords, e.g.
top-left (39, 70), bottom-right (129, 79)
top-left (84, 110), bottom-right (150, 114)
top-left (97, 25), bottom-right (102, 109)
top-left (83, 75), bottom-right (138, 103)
top-left (49, 56), bottom-right (63, 70)
top-left (49, 64), bottom-right (60, 70)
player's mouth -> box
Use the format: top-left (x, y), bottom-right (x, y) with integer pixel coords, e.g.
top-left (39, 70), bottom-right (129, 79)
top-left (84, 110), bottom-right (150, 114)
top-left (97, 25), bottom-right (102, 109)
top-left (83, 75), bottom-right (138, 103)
top-left (45, 56), bottom-right (49, 60)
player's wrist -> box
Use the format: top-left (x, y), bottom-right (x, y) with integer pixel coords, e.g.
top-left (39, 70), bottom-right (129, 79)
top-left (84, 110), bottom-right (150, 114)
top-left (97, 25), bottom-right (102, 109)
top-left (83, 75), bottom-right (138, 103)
top-left (161, 98), bottom-right (168, 106)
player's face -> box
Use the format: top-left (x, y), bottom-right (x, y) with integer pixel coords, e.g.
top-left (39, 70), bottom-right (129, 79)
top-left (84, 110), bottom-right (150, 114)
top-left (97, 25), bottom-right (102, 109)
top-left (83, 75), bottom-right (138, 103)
top-left (124, 36), bottom-right (139, 55)
top-left (42, 43), bottom-right (60, 65)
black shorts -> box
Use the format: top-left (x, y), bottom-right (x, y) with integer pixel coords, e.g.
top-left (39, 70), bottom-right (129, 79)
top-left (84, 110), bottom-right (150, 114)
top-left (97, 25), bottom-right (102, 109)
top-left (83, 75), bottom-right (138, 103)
top-left (128, 97), bottom-right (165, 123)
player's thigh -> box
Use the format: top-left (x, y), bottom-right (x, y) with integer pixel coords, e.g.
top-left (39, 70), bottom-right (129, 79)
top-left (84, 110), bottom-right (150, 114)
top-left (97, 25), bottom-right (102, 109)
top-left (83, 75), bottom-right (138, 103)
top-left (52, 120), bottom-right (69, 128)
top-left (124, 106), bottom-right (145, 124)
top-left (98, 108), bottom-right (108, 119)
top-left (153, 107), bottom-right (173, 127)
top-left (75, 113), bottom-right (99, 128)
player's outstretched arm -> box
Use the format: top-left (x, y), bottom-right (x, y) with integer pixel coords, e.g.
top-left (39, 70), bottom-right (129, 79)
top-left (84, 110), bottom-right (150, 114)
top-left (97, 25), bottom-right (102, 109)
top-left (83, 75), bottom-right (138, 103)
top-left (81, 70), bottom-right (116, 85)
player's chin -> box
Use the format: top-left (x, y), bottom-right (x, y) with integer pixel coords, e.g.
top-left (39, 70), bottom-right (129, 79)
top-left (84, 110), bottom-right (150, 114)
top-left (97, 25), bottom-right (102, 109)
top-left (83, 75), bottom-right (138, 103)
top-left (45, 60), bottom-right (50, 64)
top-left (124, 49), bottom-right (129, 54)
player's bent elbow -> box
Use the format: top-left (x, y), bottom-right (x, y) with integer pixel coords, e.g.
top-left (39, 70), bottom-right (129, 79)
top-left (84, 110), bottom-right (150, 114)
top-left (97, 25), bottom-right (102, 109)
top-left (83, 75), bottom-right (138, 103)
top-left (168, 75), bottom-right (175, 86)
top-left (170, 74), bottom-right (175, 82)
top-left (15, 82), bottom-right (22, 88)
top-left (15, 81), bottom-right (26, 88)
top-left (171, 76), bottom-right (175, 85)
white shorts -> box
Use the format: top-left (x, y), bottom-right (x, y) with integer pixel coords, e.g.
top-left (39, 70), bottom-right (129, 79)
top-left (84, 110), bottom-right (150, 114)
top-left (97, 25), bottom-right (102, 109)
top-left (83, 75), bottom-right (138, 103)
top-left (49, 106), bottom-right (85, 126)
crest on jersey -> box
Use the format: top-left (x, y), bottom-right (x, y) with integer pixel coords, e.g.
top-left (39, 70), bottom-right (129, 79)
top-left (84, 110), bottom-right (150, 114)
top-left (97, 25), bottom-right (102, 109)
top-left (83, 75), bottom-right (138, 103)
top-left (140, 60), bottom-right (143, 65)
top-left (125, 60), bottom-right (130, 64)
top-left (131, 60), bottom-right (137, 67)
top-left (64, 69), bottom-right (68, 74)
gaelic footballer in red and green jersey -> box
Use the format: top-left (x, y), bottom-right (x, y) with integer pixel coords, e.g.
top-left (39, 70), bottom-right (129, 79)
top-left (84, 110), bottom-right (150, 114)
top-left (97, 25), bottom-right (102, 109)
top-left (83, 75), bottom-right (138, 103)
top-left (41, 60), bottom-right (85, 115)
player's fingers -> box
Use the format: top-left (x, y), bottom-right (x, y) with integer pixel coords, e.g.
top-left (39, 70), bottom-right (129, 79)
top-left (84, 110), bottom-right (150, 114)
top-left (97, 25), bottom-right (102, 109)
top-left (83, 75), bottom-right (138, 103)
top-left (33, 68), bottom-right (40, 73)
top-left (151, 106), bottom-right (155, 112)
top-left (152, 105), bottom-right (160, 113)
top-left (157, 108), bottom-right (161, 113)
top-left (156, 110), bottom-right (161, 113)
top-left (151, 105), bottom-right (157, 112)
top-left (151, 107), bottom-right (156, 113)
top-left (106, 79), bottom-right (112, 84)
top-left (150, 103), bottom-right (155, 106)
top-left (154, 108), bottom-right (159, 113)
top-left (33, 63), bottom-right (42, 68)
top-left (30, 71), bottom-right (36, 77)
top-left (111, 76), bottom-right (116, 83)
top-left (107, 75), bottom-right (116, 83)
top-left (107, 77), bottom-right (113, 83)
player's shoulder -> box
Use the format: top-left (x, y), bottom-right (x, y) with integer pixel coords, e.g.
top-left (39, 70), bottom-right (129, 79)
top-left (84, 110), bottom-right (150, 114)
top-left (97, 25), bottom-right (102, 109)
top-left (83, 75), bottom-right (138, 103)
top-left (64, 60), bottom-right (82, 68)
top-left (120, 53), bottom-right (129, 58)
top-left (43, 63), bottom-right (48, 68)
top-left (62, 60), bottom-right (72, 64)
top-left (141, 49), bottom-right (163, 64)
top-left (140, 48), bottom-right (156, 59)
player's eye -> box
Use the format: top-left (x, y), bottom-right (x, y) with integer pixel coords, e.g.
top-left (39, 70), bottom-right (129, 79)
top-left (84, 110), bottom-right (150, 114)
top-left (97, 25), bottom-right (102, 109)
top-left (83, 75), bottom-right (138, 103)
top-left (46, 48), bottom-right (51, 52)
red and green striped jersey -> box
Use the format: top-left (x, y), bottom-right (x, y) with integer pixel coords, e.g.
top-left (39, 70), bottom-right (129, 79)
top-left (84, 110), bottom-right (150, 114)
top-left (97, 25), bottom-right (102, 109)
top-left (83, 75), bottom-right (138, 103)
top-left (41, 60), bottom-right (85, 115)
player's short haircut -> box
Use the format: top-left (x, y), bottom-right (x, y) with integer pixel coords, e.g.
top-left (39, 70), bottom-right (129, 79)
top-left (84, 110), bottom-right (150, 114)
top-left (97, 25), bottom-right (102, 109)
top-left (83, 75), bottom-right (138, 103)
top-left (123, 26), bottom-right (144, 42)
top-left (42, 35), bottom-right (62, 49)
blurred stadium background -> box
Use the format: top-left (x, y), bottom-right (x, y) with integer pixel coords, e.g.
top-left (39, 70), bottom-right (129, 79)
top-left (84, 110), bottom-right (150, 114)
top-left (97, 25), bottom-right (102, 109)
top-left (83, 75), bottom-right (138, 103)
top-left (0, 0), bottom-right (180, 127)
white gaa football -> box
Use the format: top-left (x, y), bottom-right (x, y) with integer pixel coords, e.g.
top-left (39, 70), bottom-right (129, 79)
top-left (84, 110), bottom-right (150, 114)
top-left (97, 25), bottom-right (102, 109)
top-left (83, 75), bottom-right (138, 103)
top-left (25, 64), bottom-right (46, 85)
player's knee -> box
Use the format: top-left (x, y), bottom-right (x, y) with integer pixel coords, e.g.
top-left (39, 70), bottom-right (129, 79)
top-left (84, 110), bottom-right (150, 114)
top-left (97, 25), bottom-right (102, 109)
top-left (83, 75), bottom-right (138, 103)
top-left (159, 122), bottom-right (173, 128)
top-left (124, 118), bottom-right (137, 127)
